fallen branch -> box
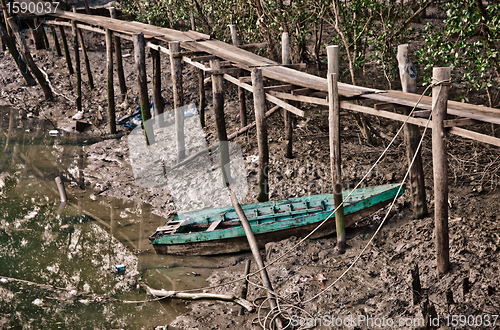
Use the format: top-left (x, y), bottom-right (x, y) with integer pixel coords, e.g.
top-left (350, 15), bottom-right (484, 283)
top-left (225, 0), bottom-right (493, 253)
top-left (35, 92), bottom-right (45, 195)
top-left (144, 286), bottom-right (255, 312)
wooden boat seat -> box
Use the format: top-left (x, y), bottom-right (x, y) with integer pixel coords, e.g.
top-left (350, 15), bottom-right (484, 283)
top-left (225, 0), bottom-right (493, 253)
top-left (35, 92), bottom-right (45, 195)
top-left (206, 219), bottom-right (223, 232)
top-left (156, 220), bottom-right (184, 235)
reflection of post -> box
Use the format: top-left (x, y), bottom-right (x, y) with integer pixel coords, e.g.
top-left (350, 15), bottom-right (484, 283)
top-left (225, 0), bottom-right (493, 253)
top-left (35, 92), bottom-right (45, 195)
top-left (251, 68), bottom-right (269, 202)
top-left (55, 176), bottom-right (68, 203)
top-left (170, 41), bottom-right (185, 160)
top-left (230, 25), bottom-right (247, 128)
top-left (327, 45), bottom-right (345, 254)
top-left (134, 33), bottom-right (154, 145)
top-left (397, 44), bottom-right (427, 219)
top-left (432, 67), bottom-right (451, 275)
top-left (282, 32), bottom-right (294, 158)
top-left (210, 59), bottom-right (231, 185)
top-left (106, 28), bottom-right (116, 134)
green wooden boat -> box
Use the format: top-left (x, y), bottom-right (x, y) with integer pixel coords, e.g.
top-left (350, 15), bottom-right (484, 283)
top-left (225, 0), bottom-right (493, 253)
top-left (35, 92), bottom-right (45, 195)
top-left (149, 184), bottom-right (404, 255)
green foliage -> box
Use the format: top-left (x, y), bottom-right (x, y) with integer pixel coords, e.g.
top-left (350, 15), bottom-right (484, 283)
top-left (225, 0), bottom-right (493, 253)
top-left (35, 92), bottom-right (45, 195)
top-left (415, 1), bottom-right (500, 95)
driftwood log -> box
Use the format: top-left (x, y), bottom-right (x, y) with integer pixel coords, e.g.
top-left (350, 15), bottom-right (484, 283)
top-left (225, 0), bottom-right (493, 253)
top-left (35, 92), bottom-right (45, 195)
top-left (145, 286), bottom-right (255, 312)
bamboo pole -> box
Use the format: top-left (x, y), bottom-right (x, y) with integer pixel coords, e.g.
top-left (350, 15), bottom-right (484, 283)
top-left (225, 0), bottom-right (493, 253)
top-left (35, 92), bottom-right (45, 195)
top-left (71, 18), bottom-right (82, 112)
top-left (228, 188), bottom-right (281, 328)
top-left (72, 6), bottom-right (94, 89)
top-left (397, 44), bottom-right (427, 219)
top-left (282, 32), bottom-right (294, 158)
top-left (0, 23), bottom-right (36, 86)
top-left (108, 8), bottom-right (127, 99)
top-left (106, 28), bottom-right (116, 134)
top-left (7, 18), bottom-right (52, 100)
top-left (431, 67), bottom-right (451, 275)
top-left (58, 26), bottom-right (74, 75)
top-left (251, 68), bottom-right (269, 202)
top-left (327, 45), bottom-right (345, 254)
top-left (151, 43), bottom-right (163, 124)
top-left (170, 41), bottom-right (185, 160)
top-left (133, 33), bottom-right (154, 145)
top-left (1, 0), bottom-right (12, 37)
top-left (210, 59), bottom-right (231, 185)
top-left (229, 25), bottom-right (247, 128)
top-left (51, 27), bottom-right (62, 56)
top-left (198, 68), bottom-right (206, 127)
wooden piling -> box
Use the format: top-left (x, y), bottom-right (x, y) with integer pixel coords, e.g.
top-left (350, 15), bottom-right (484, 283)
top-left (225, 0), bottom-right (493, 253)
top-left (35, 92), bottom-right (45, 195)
top-left (327, 45), bottom-right (345, 254)
top-left (210, 59), bottom-right (231, 185)
top-left (170, 41), bottom-right (185, 160)
top-left (7, 18), bottom-right (53, 100)
top-left (58, 26), bottom-right (74, 75)
top-left (106, 28), bottom-right (116, 134)
top-left (431, 67), bottom-right (451, 275)
top-left (198, 68), bottom-right (206, 127)
top-left (72, 6), bottom-right (94, 89)
top-left (397, 44), bottom-right (427, 219)
top-left (238, 259), bottom-right (251, 316)
top-left (109, 8), bottom-right (127, 99)
top-left (282, 32), bottom-right (294, 158)
top-left (71, 19), bottom-right (82, 112)
top-left (0, 23), bottom-right (37, 86)
top-left (82, 0), bottom-right (91, 15)
top-left (190, 12), bottom-right (196, 31)
top-left (51, 27), bottom-right (63, 56)
top-left (251, 68), bottom-right (269, 202)
top-left (1, 0), bottom-right (12, 37)
top-left (133, 33), bottom-right (154, 145)
top-left (229, 25), bottom-right (247, 128)
top-left (151, 43), bottom-right (163, 124)
top-left (31, 19), bottom-right (46, 50)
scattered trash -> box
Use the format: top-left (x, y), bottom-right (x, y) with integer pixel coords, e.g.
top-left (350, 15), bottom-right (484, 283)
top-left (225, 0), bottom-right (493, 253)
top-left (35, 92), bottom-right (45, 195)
top-left (192, 272), bottom-right (201, 276)
top-left (49, 130), bottom-right (59, 137)
top-left (78, 299), bottom-right (90, 305)
top-left (246, 155), bottom-right (259, 163)
top-left (122, 53), bottom-right (131, 58)
top-left (299, 273), bottom-right (326, 290)
top-left (115, 264), bottom-right (125, 272)
top-left (72, 111), bottom-right (84, 120)
top-left (0, 278), bottom-right (8, 284)
top-left (69, 290), bottom-right (78, 296)
top-left (32, 298), bottom-right (43, 306)
top-left (117, 104), bottom-right (208, 129)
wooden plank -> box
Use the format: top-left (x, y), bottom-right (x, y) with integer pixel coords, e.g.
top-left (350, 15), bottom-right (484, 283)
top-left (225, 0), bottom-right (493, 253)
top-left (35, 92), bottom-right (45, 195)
top-left (449, 127), bottom-right (500, 147)
top-left (206, 219), bottom-right (222, 232)
top-left (444, 118), bottom-right (479, 127)
top-left (268, 91), bottom-right (328, 106)
top-left (263, 84), bottom-right (294, 92)
top-left (291, 87), bottom-right (313, 95)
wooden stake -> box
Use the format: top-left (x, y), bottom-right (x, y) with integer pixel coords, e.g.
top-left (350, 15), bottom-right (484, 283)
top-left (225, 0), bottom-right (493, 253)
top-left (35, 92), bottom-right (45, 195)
top-left (7, 18), bottom-right (52, 100)
top-left (58, 26), bottom-right (74, 75)
top-left (71, 19), bottom-right (82, 112)
top-left (198, 68), bottom-right (206, 127)
top-left (397, 44), bottom-right (427, 219)
top-left (170, 41), bottom-right (185, 160)
top-left (31, 19), bottom-right (46, 50)
top-left (51, 27), bottom-right (62, 56)
top-left (282, 32), bottom-right (294, 158)
top-left (82, 0), bottom-right (91, 15)
top-left (72, 6), bottom-right (94, 89)
top-left (109, 8), bottom-right (127, 99)
top-left (106, 28), bottom-right (116, 134)
top-left (190, 12), bottom-right (196, 31)
top-left (151, 43), bottom-right (163, 124)
top-left (431, 66), bottom-right (451, 275)
top-left (411, 263), bottom-right (422, 305)
top-left (1, 0), bottom-right (12, 37)
top-left (134, 33), bottom-right (154, 145)
top-left (210, 59), bottom-right (231, 185)
top-left (251, 68), bottom-right (269, 202)
top-left (238, 259), bottom-right (251, 316)
top-left (0, 23), bottom-right (37, 86)
top-left (229, 24), bottom-right (247, 128)
top-left (228, 188), bottom-right (281, 328)
top-left (327, 45), bottom-right (345, 254)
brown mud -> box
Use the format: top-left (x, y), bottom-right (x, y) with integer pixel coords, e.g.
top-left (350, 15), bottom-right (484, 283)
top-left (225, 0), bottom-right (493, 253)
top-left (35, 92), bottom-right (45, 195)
top-left (0, 20), bottom-right (499, 329)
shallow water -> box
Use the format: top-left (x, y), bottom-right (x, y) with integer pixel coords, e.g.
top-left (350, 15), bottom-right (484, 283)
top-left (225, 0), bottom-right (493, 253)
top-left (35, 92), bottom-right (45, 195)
top-left (0, 105), bottom-right (232, 328)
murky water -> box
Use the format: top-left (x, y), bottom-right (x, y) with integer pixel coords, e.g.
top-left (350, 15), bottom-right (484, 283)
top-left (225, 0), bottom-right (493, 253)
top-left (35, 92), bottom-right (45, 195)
top-left (0, 105), bottom-right (234, 328)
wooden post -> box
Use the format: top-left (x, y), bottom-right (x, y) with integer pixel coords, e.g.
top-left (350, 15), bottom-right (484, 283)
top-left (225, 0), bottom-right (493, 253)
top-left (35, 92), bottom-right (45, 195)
top-left (51, 27), bottom-right (63, 56)
top-left (198, 68), bottom-right (206, 127)
top-left (432, 67), bottom-right (451, 275)
top-left (251, 68), bottom-right (269, 202)
top-left (282, 32), bottom-right (294, 158)
top-left (228, 189), bottom-right (281, 329)
top-left (71, 19), bottom-right (82, 112)
top-left (106, 29), bottom-right (116, 134)
top-left (151, 44), bottom-right (163, 124)
top-left (397, 44), bottom-right (427, 219)
top-left (1, 0), bottom-right (12, 38)
top-left (58, 26), bottom-right (74, 75)
top-left (109, 8), bottom-right (127, 99)
top-left (31, 19), bottom-right (46, 50)
top-left (82, 0), bottom-right (91, 14)
top-left (134, 33), bottom-right (154, 145)
top-left (210, 59), bottom-right (231, 185)
top-left (238, 259), bottom-right (251, 316)
top-left (72, 6), bottom-right (94, 89)
top-left (170, 41), bottom-right (185, 160)
top-left (0, 23), bottom-right (37, 86)
top-left (229, 25), bottom-right (247, 128)
top-left (7, 18), bottom-right (53, 100)
top-left (190, 12), bottom-right (196, 31)
top-left (327, 45), bottom-right (345, 254)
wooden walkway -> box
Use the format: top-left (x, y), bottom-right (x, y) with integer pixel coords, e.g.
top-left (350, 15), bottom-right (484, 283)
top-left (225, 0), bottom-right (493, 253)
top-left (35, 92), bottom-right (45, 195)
top-left (39, 8), bottom-right (500, 146)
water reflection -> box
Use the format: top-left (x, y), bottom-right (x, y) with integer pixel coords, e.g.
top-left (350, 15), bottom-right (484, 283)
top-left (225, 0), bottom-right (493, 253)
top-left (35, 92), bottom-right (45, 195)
top-left (0, 105), bottom-right (227, 328)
